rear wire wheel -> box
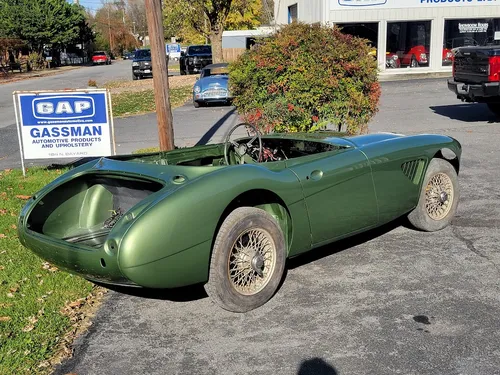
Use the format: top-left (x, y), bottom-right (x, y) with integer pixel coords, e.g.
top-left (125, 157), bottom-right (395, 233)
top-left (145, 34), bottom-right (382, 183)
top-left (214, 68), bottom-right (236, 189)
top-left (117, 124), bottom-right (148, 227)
top-left (408, 158), bottom-right (459, 231)
top-left (205, 207), bottom-right (286, 312)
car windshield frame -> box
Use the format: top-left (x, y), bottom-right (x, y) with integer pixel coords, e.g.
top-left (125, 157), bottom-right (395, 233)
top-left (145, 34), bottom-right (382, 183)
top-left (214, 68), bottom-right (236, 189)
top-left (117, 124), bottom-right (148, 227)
top-left (93, 51), bottom-right (106, 56)
top-left (201, 67), bottom-right (229, 78)
top-left (135, 49), bottom-right (151, 59)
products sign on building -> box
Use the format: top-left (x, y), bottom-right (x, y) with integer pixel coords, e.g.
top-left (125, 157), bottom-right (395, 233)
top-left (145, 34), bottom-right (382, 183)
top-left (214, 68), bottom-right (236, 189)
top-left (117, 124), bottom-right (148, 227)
top-left (333, 0), bottom-right (498, 9)
top-left (14, 89), bottom-right (115, 165)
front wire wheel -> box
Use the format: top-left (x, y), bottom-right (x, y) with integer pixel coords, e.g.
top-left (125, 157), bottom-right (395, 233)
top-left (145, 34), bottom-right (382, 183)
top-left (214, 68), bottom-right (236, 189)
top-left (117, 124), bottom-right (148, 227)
top-left (424, 173), bottom-right (454, 220)
top-left (408, 158), bottom-right (459, 232)
top-left (205, 207), bottom-right (286, 312)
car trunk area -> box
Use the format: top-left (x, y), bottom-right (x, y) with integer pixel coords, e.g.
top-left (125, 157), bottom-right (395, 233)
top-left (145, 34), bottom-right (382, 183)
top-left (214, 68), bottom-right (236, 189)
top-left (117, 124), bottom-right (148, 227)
top-left (27, 174), bottom-right (163, 248)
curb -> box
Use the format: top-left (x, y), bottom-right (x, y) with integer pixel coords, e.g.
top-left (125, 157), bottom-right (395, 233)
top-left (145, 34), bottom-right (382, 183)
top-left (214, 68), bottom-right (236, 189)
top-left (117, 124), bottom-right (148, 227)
top-left (379, 71), bottom-right (452, 82)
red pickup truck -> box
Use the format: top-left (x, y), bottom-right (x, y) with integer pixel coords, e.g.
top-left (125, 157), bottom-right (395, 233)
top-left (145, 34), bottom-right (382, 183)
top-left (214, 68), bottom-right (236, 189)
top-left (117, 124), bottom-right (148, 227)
top-left (448, 46), bottom-right (500, 116)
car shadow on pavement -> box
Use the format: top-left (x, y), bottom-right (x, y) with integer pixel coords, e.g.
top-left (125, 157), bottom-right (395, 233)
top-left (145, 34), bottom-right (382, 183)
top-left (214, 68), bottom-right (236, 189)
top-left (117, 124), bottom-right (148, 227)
top-left (288, 217), bottom-right (406, 270)
top-left (430, 103), bottom-right (499, 123)
top-left (96, 282), bottom-right (208, 302)
top-left (297, 358), bottom-right (338, 375)
top-left (195, 107), bottom-right (237, 146)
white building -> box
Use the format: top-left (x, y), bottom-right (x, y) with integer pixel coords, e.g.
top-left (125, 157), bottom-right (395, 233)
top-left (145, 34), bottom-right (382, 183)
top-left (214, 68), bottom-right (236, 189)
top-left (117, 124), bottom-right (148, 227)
top-left (274, 1), bottom-right (500, 73)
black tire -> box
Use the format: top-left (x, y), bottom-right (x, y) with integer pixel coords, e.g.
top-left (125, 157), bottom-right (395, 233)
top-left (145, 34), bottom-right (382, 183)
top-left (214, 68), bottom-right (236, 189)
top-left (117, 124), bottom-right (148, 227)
top-left (410, 56), bottom-right (419, 68)
top-left (193, 101), bottom-right (200, 108)
top-left (132, 73), bottom-right (138, 80)
top-left (205, 207), bottom-right (286, 312)
top-left (487, 103), bottom-right (500, 116)
top-left (408, 158), bottom-right (459, 232)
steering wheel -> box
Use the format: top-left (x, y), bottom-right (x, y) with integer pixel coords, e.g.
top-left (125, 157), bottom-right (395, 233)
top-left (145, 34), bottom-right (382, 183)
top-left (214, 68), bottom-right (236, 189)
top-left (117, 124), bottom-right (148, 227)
top-left (224, 123), bottom-right (263, 165)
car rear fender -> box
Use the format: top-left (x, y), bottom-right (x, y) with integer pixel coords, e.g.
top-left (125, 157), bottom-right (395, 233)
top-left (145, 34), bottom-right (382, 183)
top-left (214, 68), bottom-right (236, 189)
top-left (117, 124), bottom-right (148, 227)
top-left (117, 165), bottom-right (306, 288)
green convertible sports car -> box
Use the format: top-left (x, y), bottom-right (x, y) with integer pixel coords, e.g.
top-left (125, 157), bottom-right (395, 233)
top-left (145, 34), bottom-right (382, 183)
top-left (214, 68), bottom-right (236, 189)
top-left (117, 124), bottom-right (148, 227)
top-left (18, 124), bottom-right (461, 312)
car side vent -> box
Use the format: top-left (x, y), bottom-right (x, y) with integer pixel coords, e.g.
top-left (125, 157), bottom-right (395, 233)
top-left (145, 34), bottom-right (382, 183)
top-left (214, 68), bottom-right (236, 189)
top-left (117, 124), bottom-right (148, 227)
top-left (401, 159), bottom-right (426, 184)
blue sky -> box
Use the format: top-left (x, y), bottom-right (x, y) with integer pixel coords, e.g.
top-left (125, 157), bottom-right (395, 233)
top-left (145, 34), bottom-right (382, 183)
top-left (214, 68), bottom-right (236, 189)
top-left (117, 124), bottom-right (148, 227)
top-left (71, 0), bottom-right (103, 12)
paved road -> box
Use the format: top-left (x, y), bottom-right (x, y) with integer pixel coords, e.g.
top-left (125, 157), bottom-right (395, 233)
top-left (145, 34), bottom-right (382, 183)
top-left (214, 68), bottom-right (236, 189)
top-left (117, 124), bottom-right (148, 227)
top-left (51, 79), bottom-right (500, 375)
top-left (0, 60), bottom-right (196, 169)
top-left (0, 60), bottom-right (134, 130)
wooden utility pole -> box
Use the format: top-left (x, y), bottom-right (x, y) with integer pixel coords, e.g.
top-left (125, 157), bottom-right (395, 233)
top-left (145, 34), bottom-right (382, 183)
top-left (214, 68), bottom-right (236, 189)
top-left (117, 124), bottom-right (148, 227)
top-left (144, 0), bottom-right (175, 151)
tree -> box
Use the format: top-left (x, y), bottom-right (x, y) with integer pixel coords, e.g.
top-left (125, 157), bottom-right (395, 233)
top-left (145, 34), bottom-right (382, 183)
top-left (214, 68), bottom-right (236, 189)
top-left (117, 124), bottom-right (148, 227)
top-left (229, 23), bottom-right (381, 135)
top-left (162, 0), bottom-right (264, 63)
top-left (126, 0), bottom-right (148, 40)
top-left (91, 2), bottom-right (139, 55)
top-left (0, 0), bottom-right (93, 54)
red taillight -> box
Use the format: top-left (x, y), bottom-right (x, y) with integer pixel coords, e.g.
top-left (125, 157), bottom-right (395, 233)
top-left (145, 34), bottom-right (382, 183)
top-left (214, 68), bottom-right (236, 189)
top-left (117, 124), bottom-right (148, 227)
top-left (488, 56), bottom-right (500, 82)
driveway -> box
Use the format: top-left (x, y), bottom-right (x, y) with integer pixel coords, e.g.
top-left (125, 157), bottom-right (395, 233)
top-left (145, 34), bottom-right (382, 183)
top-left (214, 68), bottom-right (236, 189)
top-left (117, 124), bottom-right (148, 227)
top-left (53, 78), bottom-right (500, 375)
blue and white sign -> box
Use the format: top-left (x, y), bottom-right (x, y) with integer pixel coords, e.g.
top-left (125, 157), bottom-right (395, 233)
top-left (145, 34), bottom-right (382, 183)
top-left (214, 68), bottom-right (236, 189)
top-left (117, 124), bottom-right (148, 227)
top-left (333, 0), bottom-right (498, 9)
top-left (16, 90), bottom-right (113, 160)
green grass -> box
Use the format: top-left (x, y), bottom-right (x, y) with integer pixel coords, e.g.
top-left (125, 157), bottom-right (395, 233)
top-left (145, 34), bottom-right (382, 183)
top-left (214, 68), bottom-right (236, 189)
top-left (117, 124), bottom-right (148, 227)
top-left (0, 168), bottom-right (96, 375)
top-left (133, 147), bottom-right (160, 154)
top-left (112, 86), bottom-right (192, 117)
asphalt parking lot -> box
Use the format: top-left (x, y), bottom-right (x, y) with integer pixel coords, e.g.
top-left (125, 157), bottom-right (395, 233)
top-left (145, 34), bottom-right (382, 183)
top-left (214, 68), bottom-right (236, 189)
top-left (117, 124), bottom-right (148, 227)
top-left (46, 78), bottom-right (500, 375)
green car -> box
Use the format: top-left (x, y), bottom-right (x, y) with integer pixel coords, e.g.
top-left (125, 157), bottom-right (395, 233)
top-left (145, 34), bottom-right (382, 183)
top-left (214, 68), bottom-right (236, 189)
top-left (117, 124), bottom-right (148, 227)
top-left (18, 124), bottom-right (461, 312)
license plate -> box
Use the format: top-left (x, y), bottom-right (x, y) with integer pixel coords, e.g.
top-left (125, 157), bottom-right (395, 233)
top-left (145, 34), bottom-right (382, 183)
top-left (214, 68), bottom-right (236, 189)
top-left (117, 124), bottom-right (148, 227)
top-left (144, 69), bottom-right (151, 73)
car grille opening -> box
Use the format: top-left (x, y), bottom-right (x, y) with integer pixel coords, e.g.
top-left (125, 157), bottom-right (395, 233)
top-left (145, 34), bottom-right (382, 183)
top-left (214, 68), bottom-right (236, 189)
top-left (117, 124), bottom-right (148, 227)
top-left (27, 174), bottom-right (163, 248)
top-left (202, 88), bottom-right (227, 97)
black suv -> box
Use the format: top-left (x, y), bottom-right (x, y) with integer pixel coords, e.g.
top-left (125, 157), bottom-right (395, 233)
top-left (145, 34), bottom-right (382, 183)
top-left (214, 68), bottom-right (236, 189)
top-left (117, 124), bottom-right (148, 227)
top-left (132, 49), bottom-right (152, 80)
top-left (180, 45), bottom-right (212, 75)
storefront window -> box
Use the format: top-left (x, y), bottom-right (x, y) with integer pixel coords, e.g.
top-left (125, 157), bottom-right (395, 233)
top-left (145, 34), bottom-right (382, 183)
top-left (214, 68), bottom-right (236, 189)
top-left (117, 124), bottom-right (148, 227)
top-left (443, 19), bottom-right (500, 66)
top-left (338, 23), bottom-right (379, 59)
top-left (288, 4), bottom-right (297, 24)
top-left (386, 21), bottom-right (431, 69)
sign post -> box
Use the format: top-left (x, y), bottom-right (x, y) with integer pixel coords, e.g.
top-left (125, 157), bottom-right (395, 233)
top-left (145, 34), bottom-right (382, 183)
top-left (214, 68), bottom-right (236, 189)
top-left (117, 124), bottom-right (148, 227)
top-left (13, 89), bottom-right (115, 177)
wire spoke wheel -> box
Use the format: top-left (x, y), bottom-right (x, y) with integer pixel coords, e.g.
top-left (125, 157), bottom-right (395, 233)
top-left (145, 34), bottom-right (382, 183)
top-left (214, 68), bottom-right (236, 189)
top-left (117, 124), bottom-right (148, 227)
top-left (228, 228), bottom-right (276, 296)
top-left (425, 172), bottom-right (454, 220)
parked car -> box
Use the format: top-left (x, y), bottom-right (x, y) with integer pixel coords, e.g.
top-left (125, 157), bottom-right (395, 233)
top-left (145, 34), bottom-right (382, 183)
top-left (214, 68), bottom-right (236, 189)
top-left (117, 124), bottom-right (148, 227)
top-left (397, 46), bottom-right (455, 67)
top-left (448, 44), bottom-right (500, 116)
top-left (193, 63), bottom-right (233, 108)
top-left (132, 49), bottom-right (152, 80)
top-left (400, 45), bottom-right (429, 67)
top-left (92, 51), bottom-right (111, 65)
top-left (123, 51), bottom-right (134, 60)
top-left (180, 45), bottom-right (212, 75)
top-left (18, 125), bottom-right (461, 312)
